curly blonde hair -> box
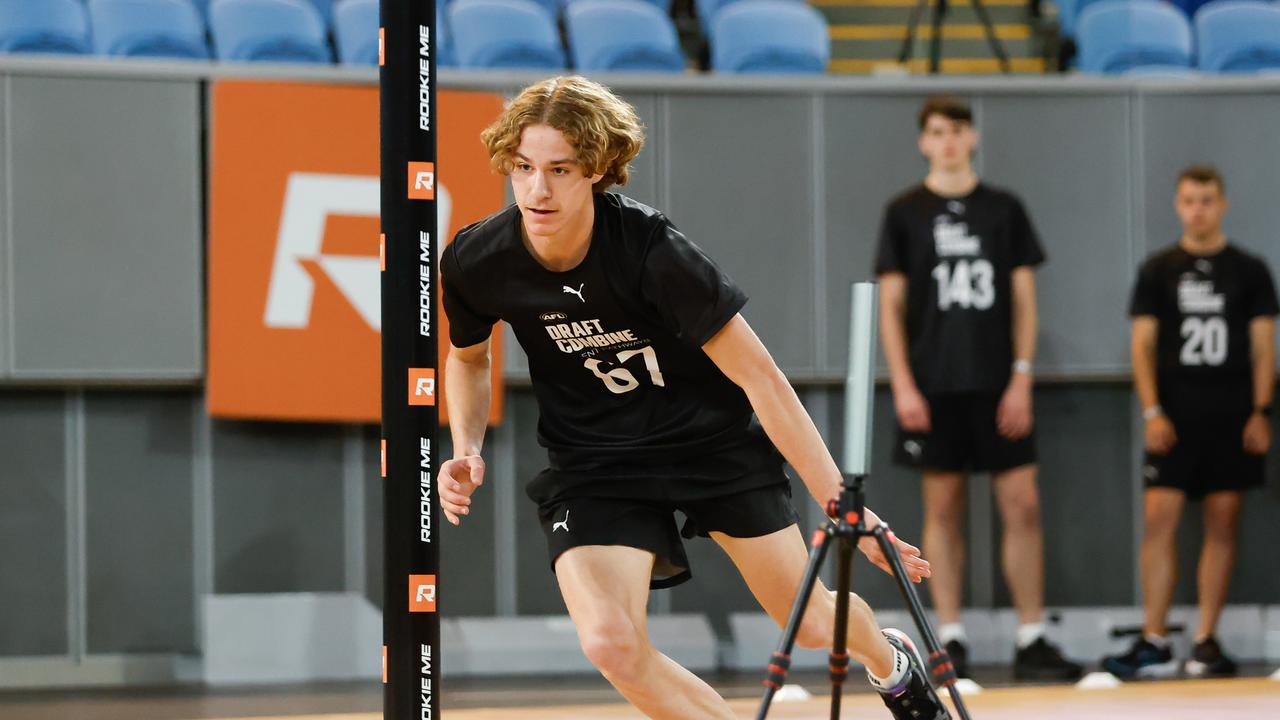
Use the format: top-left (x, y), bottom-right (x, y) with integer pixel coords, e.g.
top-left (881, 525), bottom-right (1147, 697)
top-left (481, 76), bottom-right (645, 193)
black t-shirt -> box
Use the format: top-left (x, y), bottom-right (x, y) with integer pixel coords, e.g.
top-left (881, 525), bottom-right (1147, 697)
top-left (874, 183), bottom-right (1046, 394)
top-left (442, 192), bottom-right (782, 502)
top-left (1129, 243), bottom-right (1279, 419)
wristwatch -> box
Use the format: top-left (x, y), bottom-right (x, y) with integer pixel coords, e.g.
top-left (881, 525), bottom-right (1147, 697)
top-left (1143, 405), bottom-right (1163, 421)
top-left (1256, 405), bottom-right (1273, 417)
top-left (1012, 359), bottom-right (1032, 375)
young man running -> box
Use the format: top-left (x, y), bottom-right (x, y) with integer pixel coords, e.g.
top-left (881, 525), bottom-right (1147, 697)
top-left (875, 96), bottom-right (1082, 681)
top-left (438, 76), bottom-right (950, 719)
top-left (1103, 166), bottom-right (1277, 679)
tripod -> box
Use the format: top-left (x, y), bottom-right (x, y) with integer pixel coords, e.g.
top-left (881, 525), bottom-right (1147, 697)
top-left (898, 0), bottom-right (1011, 74)
top-left (754, 474), bottom-right (972, 720)
top-left (756, 283), bottom-right (972, 720)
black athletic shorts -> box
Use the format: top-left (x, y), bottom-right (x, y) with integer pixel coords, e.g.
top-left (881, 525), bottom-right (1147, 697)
top-left (536, 481), bottom-right (801, 589)
top-left (1143, 415), bottom-right (1265, 499)
top-left (893, 392), bottom-right (1037, 474)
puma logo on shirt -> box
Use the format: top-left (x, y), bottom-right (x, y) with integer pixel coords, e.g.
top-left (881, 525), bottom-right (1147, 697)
top-left (563, 283), bottom-right (586, 303)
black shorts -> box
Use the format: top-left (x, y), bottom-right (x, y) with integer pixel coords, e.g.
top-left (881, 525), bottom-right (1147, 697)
top-left (893, 392), bottom-right (1037, 474)
top-left (1143, 415), bottom-right (1265, 499)
top-left (536, 482), bottom-right (801, 589)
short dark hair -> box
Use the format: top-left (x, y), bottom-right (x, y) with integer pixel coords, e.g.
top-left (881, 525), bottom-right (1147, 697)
top-left (918, 96), bottom-right (973, 130)
top-left (1177, 164), bottom-right (1226, 194)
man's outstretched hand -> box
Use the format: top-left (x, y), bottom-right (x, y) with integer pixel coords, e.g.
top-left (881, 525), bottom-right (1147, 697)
top-left (858, 532), bottom-right (931, 583)
top-left (439, 455), bottom-right (485, 526)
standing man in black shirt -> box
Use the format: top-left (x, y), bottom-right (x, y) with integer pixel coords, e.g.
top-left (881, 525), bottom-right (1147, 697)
top-left (876, 96), bottom-right (1082, 681)
top-left (1103, 166), bottom-right (1277, 679)
top-left (439, 76), bottom-right (950, 720)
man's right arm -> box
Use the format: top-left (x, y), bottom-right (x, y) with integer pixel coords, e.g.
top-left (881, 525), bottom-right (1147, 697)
top-left (880, 273), bottom-right (930, 432)
top-left (439, 338), bottom-right (493, 526)
top-left (1131, 316), bottom-right (1175, 453)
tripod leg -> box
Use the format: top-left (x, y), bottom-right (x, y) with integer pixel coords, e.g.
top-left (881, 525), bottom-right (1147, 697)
top-left (756, 526), bottom-right (833, 720)
top-left (969, 0), bottom-right (1012, 72)
top-left (872, 525), bottom-right (974, 720)
top-left (897, 0), bottom-right (930, 64)
top-left (828, 535), bottom-right (854, 720)
top-left (929, 0), bottom-right (945, 74)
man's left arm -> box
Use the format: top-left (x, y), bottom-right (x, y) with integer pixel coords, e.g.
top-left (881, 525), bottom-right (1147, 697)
top-left (998, 267), bottom-right (1038, 439)
top-left (1244, 317), bottom-right (1275, 454)
top-left (703, 314), bottom-right (930, 582)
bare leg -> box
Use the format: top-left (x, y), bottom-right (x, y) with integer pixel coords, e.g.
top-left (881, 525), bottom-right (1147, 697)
top-left (555, 545), bottom-right (735, 720)
top-left (1141, 488), bottom-right (1186, 637)
top-left (993, 464), bottom-right (1044, 625)
top-left (922, 471), bottom-right (967, 625)
top-left (713, 525), bottom-right (896, 677)
top-left (1197, 491), bottom-right (1243, 639)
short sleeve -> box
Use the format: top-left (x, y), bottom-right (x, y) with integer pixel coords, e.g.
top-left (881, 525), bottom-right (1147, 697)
top-left (1247, 257), bottom-right (1280, 318)
top-left (1008, 197), bottom-right (1047, 268)
top-left (1129, 260), bottom-right (1161, 317)
top-left (873, 203), bottom-right (908, 275)
top-left (441, 241), bottom-right (499, 348)
top-left (640, 220), bottom-right (747, 346)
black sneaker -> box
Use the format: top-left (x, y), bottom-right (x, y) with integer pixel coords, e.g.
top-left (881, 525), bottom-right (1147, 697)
top-left (1101, 637), bottom-right (1179, 680)
top-left (1185, 636), bottom-right (1238, 678)
top-left (1014, 637), bottom-right (1084, 681)
top-left (876, 628), bottom-right (952, 720)
top-left (943, 639), bottom-right (971, 679)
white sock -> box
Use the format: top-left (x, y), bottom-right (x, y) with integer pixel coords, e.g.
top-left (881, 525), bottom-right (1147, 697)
top-left (938, 622), bottom-right (967, 646)
top-left (867, 648), bottom-right (911, 692)
top-left (1145, 633), bottom-right (1170, 649)
top-left (1016, 622), bottom-right (1046, 649)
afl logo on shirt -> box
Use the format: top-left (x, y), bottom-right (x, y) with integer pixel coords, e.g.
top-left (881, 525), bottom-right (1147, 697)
top-left (541, 312), bottom-right (567, 321)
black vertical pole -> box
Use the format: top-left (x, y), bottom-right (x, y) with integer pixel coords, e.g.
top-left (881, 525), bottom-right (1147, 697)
top-left (380, 1), bottom-right (439, 719)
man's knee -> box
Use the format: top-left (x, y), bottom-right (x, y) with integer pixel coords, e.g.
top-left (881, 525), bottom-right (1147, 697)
top-left (578, 617), bottom-right (650, 684)
top-left (1001, 491), bottom-right (1042, 533)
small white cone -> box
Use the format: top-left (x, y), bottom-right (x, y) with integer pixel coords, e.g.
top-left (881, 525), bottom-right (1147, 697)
top-left (775, 684), bottom-right (813, 702)
top-left (1269, 668), bottom-right (1280, 682)
top-left (1077, 671), bottom-right (1122, 690)
top-left (952, 678), bottom-right (983, 695)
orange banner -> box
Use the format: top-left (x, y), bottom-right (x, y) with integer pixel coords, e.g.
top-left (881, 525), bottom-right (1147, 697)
top-left (208, 81), bottom-right (506, 423)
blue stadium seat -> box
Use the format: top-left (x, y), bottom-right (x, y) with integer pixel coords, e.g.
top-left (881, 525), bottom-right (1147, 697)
top-left (1077, 0), bottom-right (1193, 74)
top-left (565, 0), bottom-right (685, 72)
top-left (449, 0), bottom-right (565, 70)
top-left (1195, 0), bottom-right (1280, 73)
top-left (333, 0), bottom-right (376, 65)
top-left (563, 0), bottom-right (673, 14)
top-left (711, 0), bottom-right (829, 74)
top-left (210, 0), bottom-right (332, 63)
top-left (1057, 0), bottom-right (1081, 38)
top-left (437, 2), bottom-right (455, 68)
top-left (88, 0), bottom-right (209, 59)
top-left (697, 0), bottom-right (801, 32)
top-left (0, 0), bottom-right (90, 55)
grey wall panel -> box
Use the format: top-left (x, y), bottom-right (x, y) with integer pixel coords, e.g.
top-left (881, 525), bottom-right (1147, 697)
top-left (980, 95), bottom-right (1134, 376)
top-left (822, 94), bottom-right (937, 376)
top-left (0, 76), bottom-right (9, 378)
top-left (664, 94), bottom-right (816, 375)
top-left (437, 433), bottom-right (498, 618)
top-left (84, 392), bottom-right (195, 654)
top-left (363, 427), bottom-right (384, 610)
top-left (0, 392), bottom-right (68, 656)
top-left (7, 76), bottom-right (201, 378)
top-left (513, 391), bottom-right (568, 615)
top-left (1140, 93), bottom-right (1280, 268)
top-left (211, 421), bottom-right (345, 594)
top-left (615, 93), bottom-right (659, 209)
